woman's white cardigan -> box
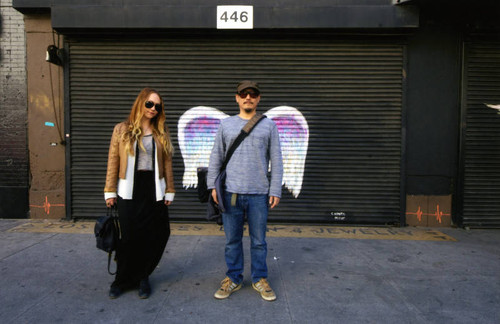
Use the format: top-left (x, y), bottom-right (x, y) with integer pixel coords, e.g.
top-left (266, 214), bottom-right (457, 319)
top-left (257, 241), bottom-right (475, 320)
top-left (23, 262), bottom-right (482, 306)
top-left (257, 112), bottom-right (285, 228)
top-left (104, 142), bottom-right (175, 202)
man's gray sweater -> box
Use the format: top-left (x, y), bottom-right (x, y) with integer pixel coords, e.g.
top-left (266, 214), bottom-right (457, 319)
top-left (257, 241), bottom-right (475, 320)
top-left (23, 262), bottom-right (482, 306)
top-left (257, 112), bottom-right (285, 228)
top-left (207, 115), bottom-right (283, 198)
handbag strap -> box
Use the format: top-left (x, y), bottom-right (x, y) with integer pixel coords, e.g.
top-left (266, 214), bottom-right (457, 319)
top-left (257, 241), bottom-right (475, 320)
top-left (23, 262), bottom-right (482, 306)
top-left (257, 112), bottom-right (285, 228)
top-left (220, 113), bottom-right (266, 171)
top-left (108, 206), bottom-right (119, 275)
top-left (107, 251), bottom-right (116, 275)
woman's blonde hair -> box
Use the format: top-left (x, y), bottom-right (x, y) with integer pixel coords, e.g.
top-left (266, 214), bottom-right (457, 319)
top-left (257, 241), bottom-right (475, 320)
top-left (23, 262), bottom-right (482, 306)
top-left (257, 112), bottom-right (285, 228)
top-left (122, 88), bottom-right (174, 156)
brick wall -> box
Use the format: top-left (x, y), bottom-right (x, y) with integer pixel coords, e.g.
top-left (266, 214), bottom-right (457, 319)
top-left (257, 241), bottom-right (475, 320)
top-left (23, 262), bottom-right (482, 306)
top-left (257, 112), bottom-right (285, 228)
top-left (0, 0), bottom-right (29, 218)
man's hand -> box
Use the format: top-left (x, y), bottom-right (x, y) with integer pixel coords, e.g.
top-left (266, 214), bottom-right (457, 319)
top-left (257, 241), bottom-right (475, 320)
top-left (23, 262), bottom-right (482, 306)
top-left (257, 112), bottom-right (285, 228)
top-left (269, 196), bottom-right (280, 209)
top-left (212, 189), bottom-right (218, 205)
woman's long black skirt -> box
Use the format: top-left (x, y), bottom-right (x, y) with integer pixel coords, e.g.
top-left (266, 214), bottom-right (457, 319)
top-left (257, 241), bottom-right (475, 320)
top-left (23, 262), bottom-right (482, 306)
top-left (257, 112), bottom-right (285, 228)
top-left (112, 171), bottom-right (170, 290)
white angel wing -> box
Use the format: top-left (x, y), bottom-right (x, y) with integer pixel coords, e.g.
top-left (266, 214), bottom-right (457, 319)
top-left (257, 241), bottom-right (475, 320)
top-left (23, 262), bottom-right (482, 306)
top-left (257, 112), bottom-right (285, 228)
top-left (485, 103), bottom-right (500, 113)
top-left (178, 105), bottom-right (309, 197)
top-left (264, 106), bottom-right (309, 198)
top-left (177, 106), bottom-right (229, 189)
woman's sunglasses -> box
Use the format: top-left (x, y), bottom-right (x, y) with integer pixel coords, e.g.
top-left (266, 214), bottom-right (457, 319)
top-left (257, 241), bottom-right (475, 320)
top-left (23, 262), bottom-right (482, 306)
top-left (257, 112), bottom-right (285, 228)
top-left (145, 101), bottom-right (162, 111)
top-left (237, 91), bottom-right (260, 99)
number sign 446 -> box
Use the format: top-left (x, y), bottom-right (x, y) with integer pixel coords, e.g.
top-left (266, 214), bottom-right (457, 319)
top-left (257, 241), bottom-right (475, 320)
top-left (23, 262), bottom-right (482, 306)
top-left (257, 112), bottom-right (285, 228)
top-left (217, 6), bottom-right (253, 29)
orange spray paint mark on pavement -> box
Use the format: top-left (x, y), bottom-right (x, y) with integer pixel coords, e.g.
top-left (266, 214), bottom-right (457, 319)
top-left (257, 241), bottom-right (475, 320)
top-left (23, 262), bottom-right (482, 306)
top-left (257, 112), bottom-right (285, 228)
top-left (434, 204), bottom-right (443, 223)
top-left (406, 206), bottom-right (423, 221)
top-left (30, 196), bottom-right (65, 215)
top-left (406, 204), bottom-right (450, 224)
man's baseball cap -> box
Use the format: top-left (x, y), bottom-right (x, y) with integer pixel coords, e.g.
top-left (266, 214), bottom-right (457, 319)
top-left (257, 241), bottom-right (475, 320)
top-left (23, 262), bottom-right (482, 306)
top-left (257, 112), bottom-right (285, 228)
top-left (237, 80), bottom-right (260, 93)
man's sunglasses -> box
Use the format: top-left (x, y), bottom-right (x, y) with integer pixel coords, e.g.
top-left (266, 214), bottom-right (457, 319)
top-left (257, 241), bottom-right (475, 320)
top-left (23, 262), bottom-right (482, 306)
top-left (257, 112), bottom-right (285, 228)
top-left (145, 101), bottom-right (162, 111)
top-left (237, 91), bottom-right (260, 99)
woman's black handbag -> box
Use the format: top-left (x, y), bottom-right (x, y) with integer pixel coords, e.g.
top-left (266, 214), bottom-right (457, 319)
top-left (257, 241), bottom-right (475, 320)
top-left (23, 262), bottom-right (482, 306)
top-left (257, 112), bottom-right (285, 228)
top-left (94, 207), bottom-right (120, 274)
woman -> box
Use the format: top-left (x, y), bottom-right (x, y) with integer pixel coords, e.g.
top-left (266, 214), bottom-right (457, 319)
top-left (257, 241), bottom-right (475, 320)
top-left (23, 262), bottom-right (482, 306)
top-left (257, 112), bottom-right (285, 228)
top-left (104, 88), bottom-right (175, 299)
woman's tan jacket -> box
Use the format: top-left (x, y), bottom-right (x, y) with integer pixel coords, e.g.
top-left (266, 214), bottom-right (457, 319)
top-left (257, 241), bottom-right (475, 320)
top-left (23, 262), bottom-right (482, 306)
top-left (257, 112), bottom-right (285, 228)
top-left (104, 122), bottom-right (175, 201)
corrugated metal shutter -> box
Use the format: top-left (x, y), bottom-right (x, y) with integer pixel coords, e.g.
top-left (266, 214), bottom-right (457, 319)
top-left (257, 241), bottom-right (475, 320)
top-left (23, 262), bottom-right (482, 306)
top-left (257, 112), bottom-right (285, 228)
top-left (68, 32), bottom-right (404, 224)
top-left (461, 38), bottom-right (500, 228)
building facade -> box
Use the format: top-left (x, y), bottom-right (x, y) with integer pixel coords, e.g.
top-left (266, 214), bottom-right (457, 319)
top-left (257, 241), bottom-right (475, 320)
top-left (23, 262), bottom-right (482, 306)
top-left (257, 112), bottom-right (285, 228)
top-left (0, 0), bottom-right (28, 219)
top-left (8, 0), bottom-right (500, 227)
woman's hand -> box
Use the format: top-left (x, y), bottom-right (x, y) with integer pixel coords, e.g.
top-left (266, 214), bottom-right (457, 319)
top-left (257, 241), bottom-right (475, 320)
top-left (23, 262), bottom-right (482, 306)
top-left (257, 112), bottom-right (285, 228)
top-left (164, 200), bottom-right (172, 206)
top-left (106, 198), bottom-right (117, 208)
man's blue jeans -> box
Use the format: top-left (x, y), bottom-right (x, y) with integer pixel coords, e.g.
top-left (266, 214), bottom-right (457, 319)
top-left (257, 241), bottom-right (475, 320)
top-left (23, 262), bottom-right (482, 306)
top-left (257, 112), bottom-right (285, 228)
top-left (222, 192), bottom-right (269, 285)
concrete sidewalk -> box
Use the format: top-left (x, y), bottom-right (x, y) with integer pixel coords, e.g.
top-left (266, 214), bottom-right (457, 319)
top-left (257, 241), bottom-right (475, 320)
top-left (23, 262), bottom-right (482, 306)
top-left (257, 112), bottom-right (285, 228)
top-left (0, 219), bottom-right (499, 324)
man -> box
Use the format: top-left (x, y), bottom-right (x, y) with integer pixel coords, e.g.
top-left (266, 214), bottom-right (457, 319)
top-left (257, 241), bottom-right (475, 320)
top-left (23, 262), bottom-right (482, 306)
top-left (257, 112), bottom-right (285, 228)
top-left (207, 80), bottom-right (283, 301)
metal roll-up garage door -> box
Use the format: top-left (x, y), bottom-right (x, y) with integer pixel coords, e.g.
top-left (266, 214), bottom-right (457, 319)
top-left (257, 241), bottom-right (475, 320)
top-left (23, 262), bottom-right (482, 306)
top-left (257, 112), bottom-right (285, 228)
top-left (460, 38), bottom-right (500, 228)
top-left (68, 32), bottom-right (404, 224)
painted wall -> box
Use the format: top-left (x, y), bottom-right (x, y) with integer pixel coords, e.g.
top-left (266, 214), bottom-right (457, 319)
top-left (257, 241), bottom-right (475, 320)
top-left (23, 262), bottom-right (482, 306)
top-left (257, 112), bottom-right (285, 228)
top-left (403, 4), bottom-right (489, 226)
top-left (25, 14), bottom-right (65, 219)
top-left (406, 11), bottom-right (461, 196)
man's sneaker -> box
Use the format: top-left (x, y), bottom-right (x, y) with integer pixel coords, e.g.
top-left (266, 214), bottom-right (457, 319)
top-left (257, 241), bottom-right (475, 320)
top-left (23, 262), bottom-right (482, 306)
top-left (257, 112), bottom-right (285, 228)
top-left (214, 277), bottom-right (242, 299)
top-left (252, 278), bottom-right (276, 301)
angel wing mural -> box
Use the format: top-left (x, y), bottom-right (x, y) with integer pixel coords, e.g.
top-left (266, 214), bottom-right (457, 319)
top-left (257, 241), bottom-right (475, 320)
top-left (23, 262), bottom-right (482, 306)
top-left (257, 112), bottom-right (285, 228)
top-left (485, 103), bottom-right (500, 114)
top-left (178, 106), bottom-right (309, 198)
top-left (265, 106), bottom-right (309, 198)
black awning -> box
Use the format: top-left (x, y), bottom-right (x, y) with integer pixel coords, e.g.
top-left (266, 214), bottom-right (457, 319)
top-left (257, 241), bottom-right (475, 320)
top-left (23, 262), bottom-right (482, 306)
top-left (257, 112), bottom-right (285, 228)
top-left (13, 0), bottom-right (420, 30)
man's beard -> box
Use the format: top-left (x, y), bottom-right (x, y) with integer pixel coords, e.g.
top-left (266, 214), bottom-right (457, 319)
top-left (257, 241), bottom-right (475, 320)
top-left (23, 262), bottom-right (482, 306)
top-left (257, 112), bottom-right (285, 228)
top-left (244, 107), bottom-right (255, 113)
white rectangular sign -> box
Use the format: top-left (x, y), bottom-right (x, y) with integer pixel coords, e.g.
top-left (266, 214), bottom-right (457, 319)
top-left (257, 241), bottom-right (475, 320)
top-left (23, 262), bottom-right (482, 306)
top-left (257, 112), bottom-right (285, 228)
top-left (217, 6), bottom-right (253, 29)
